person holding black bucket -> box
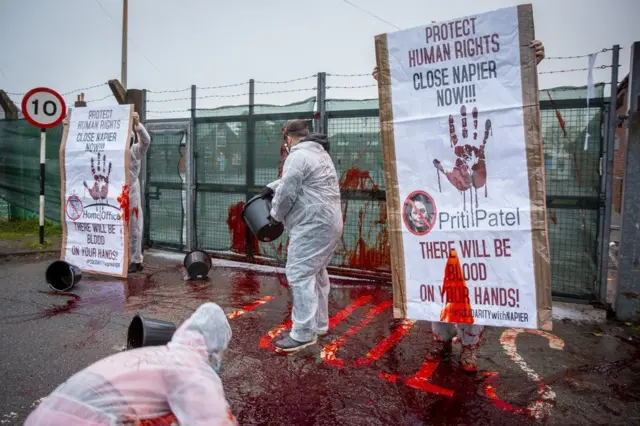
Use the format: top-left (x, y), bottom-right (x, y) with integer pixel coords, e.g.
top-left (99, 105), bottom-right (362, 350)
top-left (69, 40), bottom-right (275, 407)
top-left (260, 119), bottom-right (343, 353)
top-left (25, 303), bottom-right (237, 425)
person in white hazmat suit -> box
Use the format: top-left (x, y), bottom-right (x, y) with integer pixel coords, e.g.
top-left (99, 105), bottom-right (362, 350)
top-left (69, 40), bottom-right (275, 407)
top-left (261, 119), bottom-right (343, 353)
top-left (127, 112), bottom-right (151, 273)
top-left (24, 302), bottom-right (237, 425)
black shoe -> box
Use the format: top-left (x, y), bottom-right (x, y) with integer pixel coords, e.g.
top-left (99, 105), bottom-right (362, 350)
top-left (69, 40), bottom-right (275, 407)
top-left (128, 263), bottom-right (143, 273)
top-left (274, 334), bottom-right (317, 353)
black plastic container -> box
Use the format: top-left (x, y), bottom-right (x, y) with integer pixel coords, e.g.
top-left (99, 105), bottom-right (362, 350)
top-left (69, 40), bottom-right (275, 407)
top-left (183, 250), bottom-right (212, 280)
top-left (126, 314), bottom-right (177, 349)
top-left (242, 194), bottom-right (284, 242)
top-left (45, 260), bottom-right (82, 292)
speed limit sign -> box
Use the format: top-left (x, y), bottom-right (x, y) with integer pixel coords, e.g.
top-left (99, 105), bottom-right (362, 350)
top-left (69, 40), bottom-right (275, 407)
top-left (21, 87), bottom-right (66, 129)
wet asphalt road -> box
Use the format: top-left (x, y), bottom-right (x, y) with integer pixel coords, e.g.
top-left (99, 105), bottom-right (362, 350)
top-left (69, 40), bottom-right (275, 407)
top-left (1, 253), bottom-right (640, 425)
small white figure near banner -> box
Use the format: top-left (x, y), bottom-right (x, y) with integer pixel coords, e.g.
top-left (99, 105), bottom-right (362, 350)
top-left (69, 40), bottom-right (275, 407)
top-left (59, 104), bottom-right (133, 277)
top-left (375, 4), bottom-right (551, 330)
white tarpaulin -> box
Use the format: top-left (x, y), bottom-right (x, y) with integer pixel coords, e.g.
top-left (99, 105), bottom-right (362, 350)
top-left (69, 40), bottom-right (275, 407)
top-left (60, 104), bottom-right (133, 277)
top-left (376, 5), bottom-right (551, 329)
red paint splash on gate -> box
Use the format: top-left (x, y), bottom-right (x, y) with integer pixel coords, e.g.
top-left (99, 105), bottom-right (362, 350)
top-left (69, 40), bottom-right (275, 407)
top-left (227, 201), bottom-right (259, 255)
top-left (340, 167), bottom-right (390, 270)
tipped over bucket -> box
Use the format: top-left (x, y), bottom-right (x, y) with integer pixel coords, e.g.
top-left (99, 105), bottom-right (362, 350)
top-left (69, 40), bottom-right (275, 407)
top-left (183, 250), bottom-right (212, 280)
top-left (46, 260), bottom-right (82, 292)
top-left (126, 314), bottom-right (177, 349)
top-left (242, 194), bottom-right (284, 242)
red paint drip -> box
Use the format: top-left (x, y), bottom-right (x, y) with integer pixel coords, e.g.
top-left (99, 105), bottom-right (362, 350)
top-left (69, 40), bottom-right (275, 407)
top-left (117, 184), bottom-right (130, 226)
top-left (355, 319), bottom-right (415, 367)
top-left (226, 201), bottom-right (260, 255)
top-left (38, 291), bottom-right (81, 317)
top-left (405, 361), bottom-right (455, 397)
top-left (439, 249), bottom-right (474, 324)
top-left (226, 295), bottom-right (274, 320)
top-left (321, 301), bottom-right (392, 367)
top-left (259, 295), bottom-right (372, 350)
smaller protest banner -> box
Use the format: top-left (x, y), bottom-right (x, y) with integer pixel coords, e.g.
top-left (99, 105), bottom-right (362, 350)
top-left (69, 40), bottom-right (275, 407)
top-left (59, 104), bottom-right (133, 277)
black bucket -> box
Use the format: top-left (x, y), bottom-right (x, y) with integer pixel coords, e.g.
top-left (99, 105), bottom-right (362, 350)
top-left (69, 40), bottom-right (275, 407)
top-left (45, 260), bottom-right (82, 292)
top-left (183, 250), bottom-right (212, 280)
top-left (242, 194), bottom-right (284, 242)
top-left (126, 314), bottom-right (177, 349)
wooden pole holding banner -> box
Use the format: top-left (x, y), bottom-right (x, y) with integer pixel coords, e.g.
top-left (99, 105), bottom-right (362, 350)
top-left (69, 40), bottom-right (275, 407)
top-left (122, 0), bottom-right (128, 89)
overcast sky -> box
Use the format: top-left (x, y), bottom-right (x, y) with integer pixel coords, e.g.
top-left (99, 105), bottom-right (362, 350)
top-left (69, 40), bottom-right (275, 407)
top-left (1, 0), bottom-right (638, 118)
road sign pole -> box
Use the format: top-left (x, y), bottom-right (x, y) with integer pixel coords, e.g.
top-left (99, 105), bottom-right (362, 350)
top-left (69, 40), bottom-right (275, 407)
top-left (39, 128), bottom-right (46, 244)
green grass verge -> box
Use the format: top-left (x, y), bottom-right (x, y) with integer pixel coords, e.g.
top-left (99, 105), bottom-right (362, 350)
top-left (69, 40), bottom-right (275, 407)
top-left (0, 218), bottom-right (62, 240)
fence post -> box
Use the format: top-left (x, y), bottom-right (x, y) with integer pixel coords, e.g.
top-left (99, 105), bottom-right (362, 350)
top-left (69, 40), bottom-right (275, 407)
top-left (614, 41), bottom-right (640, 320)
top-left (140, 89), bottom-right (150, 248)
top-left (188, 85), bottom-right (197, 250)
top-left (600, 45), bottom-right (621, 304)
top-left (0, 90), bottom-right (18, 119)
top-left (246, 79), bottom-right (256, 259)
top-left (316, 72), bottom-right (327, 133)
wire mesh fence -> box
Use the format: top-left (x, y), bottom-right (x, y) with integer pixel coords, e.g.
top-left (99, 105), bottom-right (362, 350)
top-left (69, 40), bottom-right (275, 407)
top-left (0, 82), bottom-right (609, 300)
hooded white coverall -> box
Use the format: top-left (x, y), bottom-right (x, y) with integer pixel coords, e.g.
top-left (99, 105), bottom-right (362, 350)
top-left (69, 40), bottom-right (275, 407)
top-left (267, 135), bottom-right (343, 342)
top-left (24, 303), bottom-right (236, 425)
top-left (129, 123), bottom-right (150, 264)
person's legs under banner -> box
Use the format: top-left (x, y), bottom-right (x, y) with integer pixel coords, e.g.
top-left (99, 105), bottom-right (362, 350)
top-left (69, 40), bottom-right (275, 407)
top-left (128, 202), bottom-right (143, 272)
top-left (458, 324), bottom-right (485, 373)
top-left (428, 321), bottom-right (457, 360)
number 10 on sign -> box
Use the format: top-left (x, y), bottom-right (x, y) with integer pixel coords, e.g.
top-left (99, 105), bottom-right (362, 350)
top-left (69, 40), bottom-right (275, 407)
top-left (21, 88), bottom-right (67, 244)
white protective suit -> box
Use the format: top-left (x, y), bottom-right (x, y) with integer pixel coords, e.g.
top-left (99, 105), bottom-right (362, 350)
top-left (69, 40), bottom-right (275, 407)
top-left (129, 123), bottom-right (151, 264)
top-left (24, 303), bottom-right (236, 426)
top-left (267, 134), bottom-right (343, 342)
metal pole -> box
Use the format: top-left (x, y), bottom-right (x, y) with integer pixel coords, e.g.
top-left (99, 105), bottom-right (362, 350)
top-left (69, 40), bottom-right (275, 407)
top-left (599, 44), bottom-right (620, 303)
top-left (121, 0), bottom-right (128, 88)
top-left (140, 89), bottom-right (149, 247)
top-left (189, 84), bottom-right (196, 249)
top-left (317, 72), bottom-right (327, 133)
top-left (39, 128), bottom-right (46, 244)
top-left (246, 79), bottom-right (256, 258)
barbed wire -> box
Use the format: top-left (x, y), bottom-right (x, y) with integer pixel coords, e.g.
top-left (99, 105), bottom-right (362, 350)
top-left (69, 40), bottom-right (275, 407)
top-left (255, 75), bottom-right (317, 84)
top-left (538, 65), bottom-right (612, 75)
top-left (146, 87), bottom-right (316, 103)
top-left (545, 47), bottom-right (616, 60)
top-left (327, 84), bottom-right (376, 89)
top-left (147, 109), bottom-right (190, 114)
top-left (328, 72), bottom-right (371, 77)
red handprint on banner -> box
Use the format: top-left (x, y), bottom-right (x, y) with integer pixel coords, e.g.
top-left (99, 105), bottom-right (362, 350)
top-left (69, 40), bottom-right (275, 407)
top-left (433, 105), bottom-right (491, 209)
top-left (83, 153), bottom-right (112, 201)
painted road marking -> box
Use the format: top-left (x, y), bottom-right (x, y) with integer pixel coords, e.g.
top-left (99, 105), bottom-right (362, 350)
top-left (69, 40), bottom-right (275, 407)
top-left (484, 328), bottom-right (565, 420)
top-left (226, 295), bottom-right (274, 320)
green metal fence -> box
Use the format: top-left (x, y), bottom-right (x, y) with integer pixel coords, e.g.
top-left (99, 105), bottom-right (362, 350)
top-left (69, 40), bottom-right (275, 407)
top-left (0, 83), bottom-right (608, 300)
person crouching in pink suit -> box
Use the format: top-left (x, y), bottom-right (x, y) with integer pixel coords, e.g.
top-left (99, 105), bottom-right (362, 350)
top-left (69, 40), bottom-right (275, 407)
top-left (25, 303), bottom-right (237, 425)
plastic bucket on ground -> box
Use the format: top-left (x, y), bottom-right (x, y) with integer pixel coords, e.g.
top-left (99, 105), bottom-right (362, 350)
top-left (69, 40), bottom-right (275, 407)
top-left (242, 194), bottom-right (284, 242)
top-left (126, 314), bottom-right (177, 349)
top-left (183, 250), bottom-right (212, 280)
top-left (45, 260), bottom-right (82, 292)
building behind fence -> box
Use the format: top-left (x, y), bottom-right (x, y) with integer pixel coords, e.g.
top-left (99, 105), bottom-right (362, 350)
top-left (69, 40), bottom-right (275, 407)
top-left (0, 74), bottom-right (618, 302)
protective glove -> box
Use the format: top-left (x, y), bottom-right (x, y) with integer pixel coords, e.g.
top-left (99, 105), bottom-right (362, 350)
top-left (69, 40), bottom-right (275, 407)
top-left (259, 186), bottom-right (274, 198)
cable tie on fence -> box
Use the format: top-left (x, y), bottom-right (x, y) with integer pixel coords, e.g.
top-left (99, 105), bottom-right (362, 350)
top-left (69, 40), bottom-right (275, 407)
top-left (254, 75), bottom-right (317, 84)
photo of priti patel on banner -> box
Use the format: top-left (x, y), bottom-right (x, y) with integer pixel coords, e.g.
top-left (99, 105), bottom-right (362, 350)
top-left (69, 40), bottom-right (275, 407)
top-left (375, 4), bottom-right (551, 330)
top-left (59, 104), bottom-right (133, 278)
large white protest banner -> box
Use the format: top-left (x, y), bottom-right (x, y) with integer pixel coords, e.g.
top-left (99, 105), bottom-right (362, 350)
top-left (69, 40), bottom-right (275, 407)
top-left (60, 104), bottom-right (133, 277)
top-left (375, 4), bottom-right (551, 330)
